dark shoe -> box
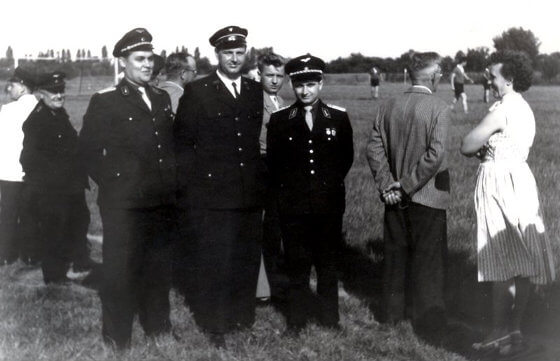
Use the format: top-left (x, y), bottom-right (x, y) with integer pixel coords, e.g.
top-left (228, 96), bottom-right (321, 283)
top-left (73, 258), bottom-right (100, 272)
top-left (207, 332), bottom-right (226, 348)
top-left (283, 324), bottom-right (304, 338)
top-left (44, 276), bottom-right (72, 285)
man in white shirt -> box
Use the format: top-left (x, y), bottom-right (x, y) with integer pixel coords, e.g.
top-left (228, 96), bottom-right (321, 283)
top-left (0, 67), bottom-right (38, 265)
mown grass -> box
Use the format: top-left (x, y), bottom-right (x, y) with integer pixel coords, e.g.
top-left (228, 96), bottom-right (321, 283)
top-left (1, 77), bottom-right (559, 360)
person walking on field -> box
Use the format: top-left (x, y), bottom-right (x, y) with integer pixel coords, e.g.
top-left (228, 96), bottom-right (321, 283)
top-left (451, 54), bottom-right (474, 113)
top-left (0, 67), bottom-right (38, 265)
top-left (174, 25), bottom-right (264, 348)
top-left (461, 51), bottom-right (555, 357)
top-left (369, 65), bottom-right (381, 99)
top-left (367, 52), bottom-right (451, 343)
top-left (267, 54), bottom-right (354, 333)
top-left (80, 28), bottom-right (177, 349)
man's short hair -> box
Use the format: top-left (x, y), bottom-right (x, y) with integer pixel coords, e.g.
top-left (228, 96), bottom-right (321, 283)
top-left (408, 52), bottom-right (441, 79)
top-left (257, 53), bottom-right (285, 72)
top-left (165, 52), bottom-right (192, 77)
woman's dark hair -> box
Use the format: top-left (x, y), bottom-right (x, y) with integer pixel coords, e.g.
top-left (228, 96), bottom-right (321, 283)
top-left (490, 50), bottom-right (533, 92)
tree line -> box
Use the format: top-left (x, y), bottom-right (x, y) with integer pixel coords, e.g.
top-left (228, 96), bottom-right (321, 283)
top-left (0, 27), bottom-right (558, 82)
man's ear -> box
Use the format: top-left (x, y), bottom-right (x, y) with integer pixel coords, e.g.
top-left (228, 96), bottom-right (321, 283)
top-left (118, 57), bottom-right (126, 68)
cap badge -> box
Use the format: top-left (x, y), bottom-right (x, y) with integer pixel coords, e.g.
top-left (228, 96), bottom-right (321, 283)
top-left (304, 67), bottom-right (309, 71)
top-left (229, 27), bottom-right (233, 31)
top-left (301, 57), bottom-right (311, 63)
top-left (228, 36), bottom-right (235, 41)
top-left (141, 37), bottom-right (145, 41)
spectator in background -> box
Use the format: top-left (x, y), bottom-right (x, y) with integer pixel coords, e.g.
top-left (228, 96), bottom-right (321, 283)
top-left (369, 65), bottom-right (381, 99)
top-left (0, 67), bottom-right (38, 265)
top-left (20, 72), bottom-right (90, 283)
top-left (482, 67), bottom-right (492, 103)
top-left (451, 55), bottom-right (474, 114)
top-left (461, 51), bottom-right (555, 357)
top-left (159, 52), bottom-right (197, 113)
top-left (367, 52), bottom-right (451, 344)
top-left (256, 52), bottom-right (289, 305)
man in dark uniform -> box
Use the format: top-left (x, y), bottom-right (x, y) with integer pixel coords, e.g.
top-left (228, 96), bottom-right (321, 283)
top-left (20, 71), bottom-right (90, 283)
top-left (79, 28), bottom-right (176, 349)
top-left (174, 25), bottom-right (264, 347)
top-left (267, 55), bottom-right (354, 333)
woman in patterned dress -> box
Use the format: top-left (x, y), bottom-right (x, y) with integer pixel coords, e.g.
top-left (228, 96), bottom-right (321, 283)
top-left (461, 51), bottom-right (555, 355)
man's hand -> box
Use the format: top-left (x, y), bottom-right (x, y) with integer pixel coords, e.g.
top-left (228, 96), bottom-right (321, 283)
top-left (382, 182), bottom-right (403, 205)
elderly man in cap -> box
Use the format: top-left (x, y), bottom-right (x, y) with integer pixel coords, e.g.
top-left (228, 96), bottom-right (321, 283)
top-left (20, 71), bottom-right (90, 284)
top-left (158, 52), bottom-right (197, 113)
top-left (367, 52), bottom-right (450, 343)
top-left (80, 28), bottom-right (176, 348)
top-left (0, 67), bottom-right (38, 265)
top-left (267, 54), bottom-right (354, 333)
top-left (174, 25), bottom-right (264, 347)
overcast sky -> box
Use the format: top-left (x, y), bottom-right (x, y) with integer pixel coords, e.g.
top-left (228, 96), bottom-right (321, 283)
top-left (1, 0), bottom-right (557, 62)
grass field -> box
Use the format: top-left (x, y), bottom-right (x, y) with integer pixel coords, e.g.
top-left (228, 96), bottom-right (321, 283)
top-left (0, 76), bottom-right (559, 361)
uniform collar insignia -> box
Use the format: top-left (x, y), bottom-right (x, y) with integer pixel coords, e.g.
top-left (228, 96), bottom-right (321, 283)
top-left (120, 84), bottom-right (130, 96)
top-left (289, 107), bottom-right (297, 119)
top-left (322, 107), bottom-right (331, 119)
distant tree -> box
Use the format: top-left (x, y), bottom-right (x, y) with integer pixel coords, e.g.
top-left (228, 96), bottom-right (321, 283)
top-left (493, 27), bottom-right (540, 66)
top-left (6, 46), bottom-right (13, 60)
top-left (466, 47), bottom-right (490, 71)
top-left (76, 49), bottom-right (81, 59)
top-left (194, 47), bottom-right (200, 60)
top-left (160, 49), bottom-right (167, 59)
top-left (66, 49), bottom-right (71, 61)
top-left (101, 45), bottom-right (108, 59)
top-left (87, 50), bottom-right (92, 58)
top-left (175, 46), bottom-right (179, 53)
top-left (540, 52), bottom-right (560, 81)
top-left (49, 49), bottom-right (54, 58)
top-left (441, 56), bottom-right (455, 74)
top-left (196, 56), bottom-right (214, 74)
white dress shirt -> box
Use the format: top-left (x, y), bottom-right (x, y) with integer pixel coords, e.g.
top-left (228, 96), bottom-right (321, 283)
top-left (216, 70), bottom-right (241, 98)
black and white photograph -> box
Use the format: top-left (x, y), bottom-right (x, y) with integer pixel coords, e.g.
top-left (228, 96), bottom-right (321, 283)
top-left (0, 0), bottom-right (558, 360)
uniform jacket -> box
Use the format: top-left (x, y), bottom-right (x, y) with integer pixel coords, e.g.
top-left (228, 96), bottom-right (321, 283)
top-left (79, 79), bottom-right (177, 209)
top-left (20, 101), bottom-right (87, 193)
top-left (366, 86), bottom-right (450, 210)
top-left (260, 92), bottom-right (285, 154)
top-left (174, 72), bottom-right (265, 209)
top-left (267, 100), bottom-right (354, 215)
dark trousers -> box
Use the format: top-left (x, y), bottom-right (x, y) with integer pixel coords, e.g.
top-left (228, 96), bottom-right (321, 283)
top-left (21, 188), bottom-right (87, 282)
top-left (186, 208), bottom-right (261, 334)
top-left (0, 181), bottom-right (23, 264)
top-left (262, 191), bottom-right (289, 300)
top-left (383, 202), bottom-right (447, 331)
top-left (70, 195), bottom-right (92, 266)
top-left (99, 206), bottom-right (174, 348)
top-left (281, 213), bottom-right (343, 328)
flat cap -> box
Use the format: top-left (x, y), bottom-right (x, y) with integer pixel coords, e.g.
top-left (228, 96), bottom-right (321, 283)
top-left (36, 71), bottom-right (66, 93)
top-left (209, 25), bottom-right (248, 50)
top-left (285, 54), bottom-right (325, 82)
top-left (113, 28), bottom-right (153, 57)
top-left (8, 66), bottom-right (36, 89)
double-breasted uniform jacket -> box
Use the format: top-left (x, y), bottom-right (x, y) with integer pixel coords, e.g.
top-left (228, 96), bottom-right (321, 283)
top-left (79, 79), bottom-right (177, 209)
top-left (21, 101), bottom-right (87, 194)
top-left (174, 72), bottom-right (265, 209)
top-left (267, 100), bottom-right (354, 215)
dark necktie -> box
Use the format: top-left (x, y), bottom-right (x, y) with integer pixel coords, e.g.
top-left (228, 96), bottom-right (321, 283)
top-left (232, 82), bottom-right (239, 98)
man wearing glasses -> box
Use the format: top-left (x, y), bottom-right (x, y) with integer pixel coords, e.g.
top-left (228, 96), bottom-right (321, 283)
top-left (159, 52), bottom-right (197, 113)
top-left (366, 52), bottom-right (451, 344)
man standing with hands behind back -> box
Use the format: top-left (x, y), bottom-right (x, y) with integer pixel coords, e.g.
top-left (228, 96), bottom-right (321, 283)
top-left (80, 28), bottom-right (177, 349)
top-left (174, 25), bottom-right (264, 347)
top-left (366, 52), bottom-right (450, 344)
